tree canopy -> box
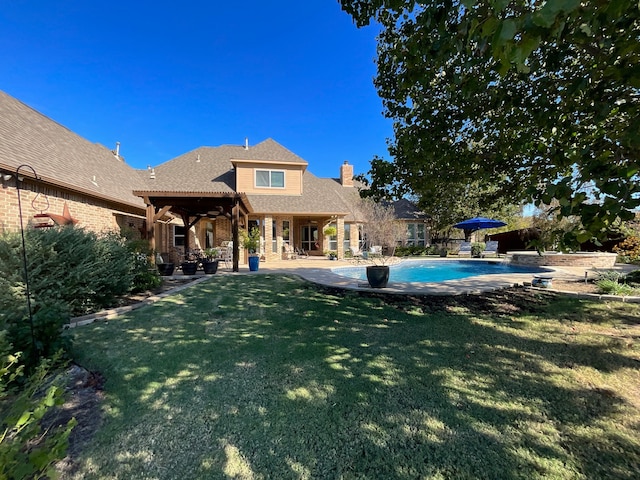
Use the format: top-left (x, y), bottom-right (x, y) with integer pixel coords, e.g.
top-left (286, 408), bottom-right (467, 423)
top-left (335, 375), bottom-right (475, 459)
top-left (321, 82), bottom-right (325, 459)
top-left (340, 0), bottom-right (640, 247)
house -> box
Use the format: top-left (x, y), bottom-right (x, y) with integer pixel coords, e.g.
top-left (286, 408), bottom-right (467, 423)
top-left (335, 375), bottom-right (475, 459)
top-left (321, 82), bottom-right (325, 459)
top-left (0, 90), bottom-right (148, 237)
top-left (0, 90), bottom-right (427, 270)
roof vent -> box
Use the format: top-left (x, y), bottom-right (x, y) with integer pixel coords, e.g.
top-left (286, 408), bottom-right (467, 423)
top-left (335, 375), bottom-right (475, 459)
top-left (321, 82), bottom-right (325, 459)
top-left (149, 168), bottom-right (156, 180)
top-left (244, 137), bottom-right (249, 150)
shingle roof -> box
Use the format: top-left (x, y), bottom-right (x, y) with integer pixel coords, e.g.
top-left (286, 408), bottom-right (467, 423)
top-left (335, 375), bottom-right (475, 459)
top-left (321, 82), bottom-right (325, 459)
top-left (0, 90), bottom-right (146, 209)
top-left (142, 139), bottom-right (361, 217)
top-left (141, 139), bottom-right (308, 193)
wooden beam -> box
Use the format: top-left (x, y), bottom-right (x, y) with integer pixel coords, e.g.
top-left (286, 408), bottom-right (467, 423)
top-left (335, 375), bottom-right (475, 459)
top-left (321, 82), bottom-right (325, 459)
top-left (153, 205), bottom-right (172, 223)
top-left (232, 199), bottom-right (240, 272)
top-left (146, 204), bottom-right (155, 257)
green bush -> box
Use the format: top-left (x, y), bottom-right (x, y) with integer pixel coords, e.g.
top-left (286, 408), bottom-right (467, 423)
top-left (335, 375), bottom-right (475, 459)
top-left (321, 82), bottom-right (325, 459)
top-left (0, 345), bottom-right (76, 480)
top-left (123, 236), bottom-right (161, 293)
top-left (394, 245), bottom-right (433, 257)
top-left (623, 270), bottom-right (640, 285)
top-left (595, 270), bottom-right (623, 283)
top-left (471, 242), bottom-right (486, 257)
top-left (0, 227), bottom-right (142, 368)
top-left (596, 279), bottom-right (639, 296)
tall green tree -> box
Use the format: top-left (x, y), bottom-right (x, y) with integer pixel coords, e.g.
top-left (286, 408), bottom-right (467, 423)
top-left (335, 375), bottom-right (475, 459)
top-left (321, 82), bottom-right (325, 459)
top-left (340, 0), bottom-right (640, 247)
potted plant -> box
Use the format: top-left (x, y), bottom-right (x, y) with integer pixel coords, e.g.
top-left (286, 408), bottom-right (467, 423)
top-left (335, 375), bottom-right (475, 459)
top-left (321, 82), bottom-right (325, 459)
top-left (241, 227), bottom-right (261, 271)
top-left (202, 248), bottom-right (219, 274)
top-left (325, 250), bottom-right (337, 260)
top-left (180, 260), bottom-right (198, 275)
top-left (359, 199), bottom-right (406, 288)
top-left (471, 242), bottom-right (486, 258)
top-left (323, 225), bottom-right (337, 237)
top-left (155, 252), bottom-right (175, 276)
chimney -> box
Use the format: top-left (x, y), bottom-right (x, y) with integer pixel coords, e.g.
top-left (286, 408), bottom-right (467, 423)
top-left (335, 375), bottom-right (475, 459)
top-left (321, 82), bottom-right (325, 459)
top-left (244, 137), bottom-right (249, 150)
top-left (340, 161), bottom-right (354, 187)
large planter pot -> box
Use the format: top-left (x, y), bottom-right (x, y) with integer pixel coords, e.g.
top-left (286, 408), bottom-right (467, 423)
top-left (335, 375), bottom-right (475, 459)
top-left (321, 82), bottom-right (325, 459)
top-left (366, 265), bottom-right (390, 288)
top-left (202, 259), bottom-right (219, 274)
top-left (181, 262), bottom-right (198, 275)
top-left (248, 255), bottom-right (260, 272)
top-left (157, 263), bottom-right (175, 276)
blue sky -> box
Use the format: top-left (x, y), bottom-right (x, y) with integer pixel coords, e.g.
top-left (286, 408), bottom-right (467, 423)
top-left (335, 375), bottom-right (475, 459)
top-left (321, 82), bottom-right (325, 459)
top-left (1, 1), bottom-right (391, 179)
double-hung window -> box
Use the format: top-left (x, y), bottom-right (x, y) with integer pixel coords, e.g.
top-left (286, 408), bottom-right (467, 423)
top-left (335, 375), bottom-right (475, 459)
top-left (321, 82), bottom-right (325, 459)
top-left (255, 169), bottom-right (285, 188)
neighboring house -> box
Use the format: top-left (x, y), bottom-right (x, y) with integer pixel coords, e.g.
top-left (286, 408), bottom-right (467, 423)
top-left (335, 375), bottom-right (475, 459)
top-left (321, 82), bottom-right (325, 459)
top-left (0, 90), bottom-right (427, 269)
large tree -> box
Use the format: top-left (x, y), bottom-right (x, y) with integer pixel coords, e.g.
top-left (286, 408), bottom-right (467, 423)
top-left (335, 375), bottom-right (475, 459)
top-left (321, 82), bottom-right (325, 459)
top-left (340, 0), bottom-right (640, 247)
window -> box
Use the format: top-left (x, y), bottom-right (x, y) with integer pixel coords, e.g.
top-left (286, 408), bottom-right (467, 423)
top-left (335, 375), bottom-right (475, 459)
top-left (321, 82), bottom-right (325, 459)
top-left (328, 223), bottom-right (337, 251)
top-left (255, 169), bottom-right (285, 188)
top-left (272, 221), bottom-right (277, 253)
top-left (406, 223), bottom-right (426, 246)
top-left (343, 224), bottom-right (350, 252)
top-left (174, 225), bottom-right (186, 247)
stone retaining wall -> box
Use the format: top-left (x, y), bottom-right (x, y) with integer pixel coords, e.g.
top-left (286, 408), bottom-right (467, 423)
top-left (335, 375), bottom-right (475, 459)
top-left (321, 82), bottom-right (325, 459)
top-left (509, 251), bottom-right (617, 268)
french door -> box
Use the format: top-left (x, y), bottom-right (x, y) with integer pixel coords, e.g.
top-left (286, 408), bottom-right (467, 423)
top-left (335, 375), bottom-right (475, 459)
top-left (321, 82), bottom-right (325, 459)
top-left (301, 225), bottom-right (319, 252)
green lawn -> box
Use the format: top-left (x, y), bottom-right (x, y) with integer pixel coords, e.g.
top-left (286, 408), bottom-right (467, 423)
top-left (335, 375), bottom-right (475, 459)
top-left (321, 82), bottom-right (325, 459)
top-left (68, 275), bottom-right (640, 479)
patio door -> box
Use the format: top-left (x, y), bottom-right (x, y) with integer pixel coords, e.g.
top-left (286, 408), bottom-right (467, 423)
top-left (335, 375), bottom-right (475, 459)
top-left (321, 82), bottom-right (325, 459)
top-left (301, 225), bottom-right (319, 252)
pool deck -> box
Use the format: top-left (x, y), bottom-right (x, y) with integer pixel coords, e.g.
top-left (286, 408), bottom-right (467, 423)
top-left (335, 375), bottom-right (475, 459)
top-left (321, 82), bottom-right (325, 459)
top-left (199, 256), bottom-right (638, 296)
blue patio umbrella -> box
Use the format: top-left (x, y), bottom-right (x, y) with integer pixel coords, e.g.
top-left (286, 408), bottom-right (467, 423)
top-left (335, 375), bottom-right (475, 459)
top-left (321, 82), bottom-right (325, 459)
top-left (453, 217), bottom-right (507, 232)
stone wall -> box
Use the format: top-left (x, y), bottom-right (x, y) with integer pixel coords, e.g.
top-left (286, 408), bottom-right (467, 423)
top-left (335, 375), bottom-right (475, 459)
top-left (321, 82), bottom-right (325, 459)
top-left (509, 251), bottom-right (618, 268)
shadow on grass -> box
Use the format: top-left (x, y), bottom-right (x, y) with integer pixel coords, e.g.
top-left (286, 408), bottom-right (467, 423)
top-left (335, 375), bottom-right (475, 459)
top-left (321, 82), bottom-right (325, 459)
top-left (69, 275), bottom-right (640, 479)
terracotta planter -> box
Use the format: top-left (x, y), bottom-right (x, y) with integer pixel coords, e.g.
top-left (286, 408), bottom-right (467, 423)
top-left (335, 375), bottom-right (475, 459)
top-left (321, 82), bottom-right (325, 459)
top-left (181, 262), bottom-right (198, 275)
top-left (202, 259), bottom-right (219, 274)
top-left (366, 265), bottom-right (390, 288)
top-left (157, 263), bottom-right (175, 276)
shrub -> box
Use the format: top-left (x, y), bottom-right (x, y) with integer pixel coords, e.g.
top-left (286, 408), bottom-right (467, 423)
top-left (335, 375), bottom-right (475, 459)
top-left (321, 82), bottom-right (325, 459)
top-left (0, 227), bottom-right (138, 368)
top-left (595, 270), bottom-right (623, 283)
top-left (471, 242), bottom-right (486, 257)
top-left (0, 346), bottom-right (76, 480)
top-left (596, 279), bottom-right (639, 296)
top-left (623, 270), bottom-right (640, 285)
top-left (613, 236), bottom-right (640, 263)
top-left (123, 236), bottom-right (161, 293)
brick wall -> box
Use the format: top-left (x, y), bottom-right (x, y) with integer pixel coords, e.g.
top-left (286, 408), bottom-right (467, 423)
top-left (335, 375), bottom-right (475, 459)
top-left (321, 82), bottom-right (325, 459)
top-left (0, 181), bottom-right (144, 236)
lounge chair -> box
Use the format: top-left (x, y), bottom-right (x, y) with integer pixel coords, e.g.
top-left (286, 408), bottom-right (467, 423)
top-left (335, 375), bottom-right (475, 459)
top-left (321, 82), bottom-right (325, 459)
top-left (294, 247), bottom-right (309, 258)
top-left (483, 241), bottom-right (499, 257)
top-left (222, 242), bottom-right (233, 269)
top-left (369, 245), bottom-right (383, 257)
top-left (457, 242), bottom-right (472, 256)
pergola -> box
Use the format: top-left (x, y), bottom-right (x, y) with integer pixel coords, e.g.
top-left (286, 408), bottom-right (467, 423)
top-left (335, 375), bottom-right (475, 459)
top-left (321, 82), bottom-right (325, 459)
top-left (133, 190), bottom-right (253, 272)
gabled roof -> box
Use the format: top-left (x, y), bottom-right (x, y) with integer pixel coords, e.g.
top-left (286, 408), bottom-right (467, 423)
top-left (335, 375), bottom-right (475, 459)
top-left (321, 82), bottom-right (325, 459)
top-left (0, 90), bottom-right (146, 210)
top-left (142, 139), bottom-right (359, 217)
top-left (141, 139), bottom-right (308, 193)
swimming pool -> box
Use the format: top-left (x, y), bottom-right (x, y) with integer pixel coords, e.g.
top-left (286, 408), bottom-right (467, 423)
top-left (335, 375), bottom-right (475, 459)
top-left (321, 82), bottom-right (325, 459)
top-left (332, 259), bottom-right (549, 283)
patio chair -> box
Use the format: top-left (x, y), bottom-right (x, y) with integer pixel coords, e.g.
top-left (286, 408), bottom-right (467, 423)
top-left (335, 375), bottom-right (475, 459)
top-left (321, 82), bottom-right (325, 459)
top-left (294, 247), bottom-right (309, 258)
top-left (369, 245), bottom-right (383, 257)
top-left (222, 242), bottom-right (233, 269)
top-left (457, 242), bottom-right (472, 256)
top-left (482, 241), bottom-right (499, 257)
top-left (349, 246), bottom-right (364, 263)
top-left (282, 242), bottom-right (297, 260)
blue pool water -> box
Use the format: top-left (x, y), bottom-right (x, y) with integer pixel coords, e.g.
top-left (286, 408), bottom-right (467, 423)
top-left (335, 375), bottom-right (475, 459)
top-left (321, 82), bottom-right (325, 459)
top-left (332, 260), bottom-right (549, 283)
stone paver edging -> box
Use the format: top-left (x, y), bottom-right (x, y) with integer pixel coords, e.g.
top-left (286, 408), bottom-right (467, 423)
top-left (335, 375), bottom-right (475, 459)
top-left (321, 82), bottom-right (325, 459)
top-left (66, 276), bottom-right (211, 328)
